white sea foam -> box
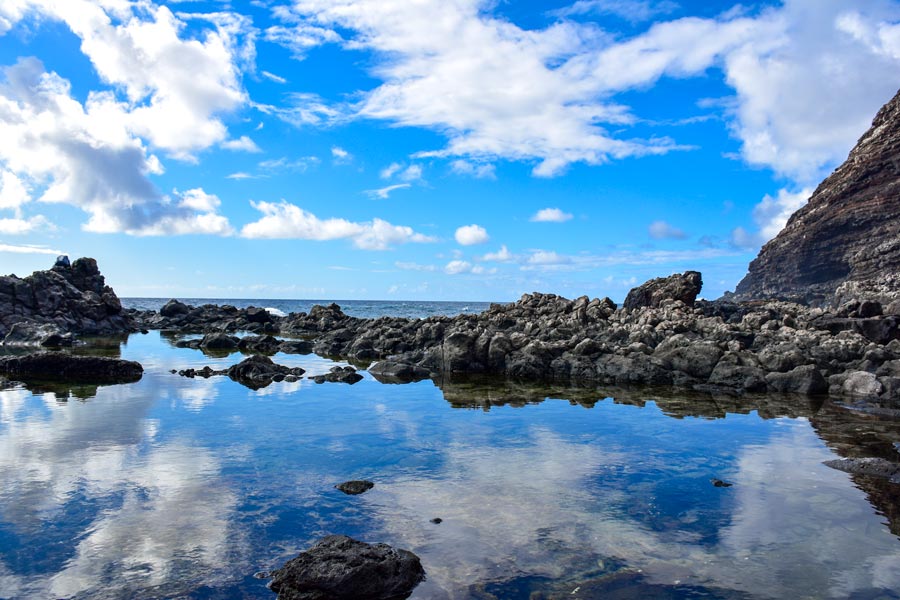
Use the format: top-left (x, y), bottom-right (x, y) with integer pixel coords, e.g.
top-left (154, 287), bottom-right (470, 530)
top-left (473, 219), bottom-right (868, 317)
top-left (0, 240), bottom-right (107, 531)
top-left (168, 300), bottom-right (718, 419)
top-left (264, 307), bottom-right (287, 317)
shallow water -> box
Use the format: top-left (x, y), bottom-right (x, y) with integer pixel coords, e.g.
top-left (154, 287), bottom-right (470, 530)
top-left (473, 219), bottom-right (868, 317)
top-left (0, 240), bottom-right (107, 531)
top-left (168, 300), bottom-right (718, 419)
top-left (1, 332), bottom-right (900, 599)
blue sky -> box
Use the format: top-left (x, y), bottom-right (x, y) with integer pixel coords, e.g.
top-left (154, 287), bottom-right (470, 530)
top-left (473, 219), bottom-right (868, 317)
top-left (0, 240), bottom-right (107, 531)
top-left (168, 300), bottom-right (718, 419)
top-left (0, 0), bottom-right (898, 301)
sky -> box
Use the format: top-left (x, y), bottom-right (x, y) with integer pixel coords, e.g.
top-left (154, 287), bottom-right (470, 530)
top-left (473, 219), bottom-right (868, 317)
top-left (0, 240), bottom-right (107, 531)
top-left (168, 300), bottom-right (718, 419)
top-left (0, 0), bottom-right (898, 302)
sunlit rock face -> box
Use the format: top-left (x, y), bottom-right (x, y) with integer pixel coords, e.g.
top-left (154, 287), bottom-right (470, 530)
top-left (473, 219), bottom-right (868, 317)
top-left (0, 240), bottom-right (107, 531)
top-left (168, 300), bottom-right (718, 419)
top-left (732, 88), bottom-right (900, 306)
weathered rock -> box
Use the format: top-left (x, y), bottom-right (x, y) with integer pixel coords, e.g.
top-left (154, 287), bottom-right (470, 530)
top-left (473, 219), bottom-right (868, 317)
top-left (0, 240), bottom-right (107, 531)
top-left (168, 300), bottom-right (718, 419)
top-left (623, 271), bottom-right (702, 309)
top-left (268, 535), bottom-right (425, 600)
top-left (199, 332), bottom-right (240, 350)
top-left (311, 366), bottom-right (363, 385)
top-left (0, 256), bottom-right (134, 341)
top-left (159, 299), bottom-right (191, 318)
top-left (0, 353), bottom-right (143, 384)
top-left (824, 457), bottom-right (900, 483)
top-left (335, 480), bottom-right (374, 495)
top-left (227, 355), bottom-right (306, 390)
top-left (731, 88), bottom-right (900, 305)
top-left (765, 365), bottom-right (828, 395)
top-left (2, 322), bottom-right (75, 347)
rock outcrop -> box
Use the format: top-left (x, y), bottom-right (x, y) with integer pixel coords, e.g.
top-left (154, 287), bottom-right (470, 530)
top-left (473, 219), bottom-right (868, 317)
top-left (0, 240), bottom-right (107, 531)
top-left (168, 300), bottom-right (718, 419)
top-left (177, 354), bottom-right (306, 390)
top-left (268, 535), bottom-right (425, 600)
top-left (731, 88), bottom-right (900, 305)
top-left (0, 256), bottom-right (135, 344)
top-left (0, 353), bottom-right (143, 384)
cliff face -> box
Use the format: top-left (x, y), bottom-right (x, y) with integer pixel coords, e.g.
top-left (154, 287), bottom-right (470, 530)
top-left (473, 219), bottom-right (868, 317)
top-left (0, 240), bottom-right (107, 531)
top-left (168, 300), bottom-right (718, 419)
top-left (731, 88), bottom-right (900, 305)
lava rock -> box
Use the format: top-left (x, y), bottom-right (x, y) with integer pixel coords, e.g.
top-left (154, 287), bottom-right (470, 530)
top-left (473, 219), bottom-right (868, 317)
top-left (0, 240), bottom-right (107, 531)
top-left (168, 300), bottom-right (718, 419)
top-left (623, 271), bottom-right (703, 310)
top-left (160, 299), bottom-right (191, 318)
top-left (0, 353), bottom-right (143, 384)
top-left (269, 535), bottom-right (425, 600)
top-left (335, 480), bottom-right (374, 495)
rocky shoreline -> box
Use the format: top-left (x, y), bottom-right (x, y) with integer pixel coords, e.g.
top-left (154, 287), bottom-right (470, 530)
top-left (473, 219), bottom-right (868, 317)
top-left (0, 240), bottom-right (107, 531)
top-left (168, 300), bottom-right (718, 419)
top-left (4, 259), bottom-right (900, 403)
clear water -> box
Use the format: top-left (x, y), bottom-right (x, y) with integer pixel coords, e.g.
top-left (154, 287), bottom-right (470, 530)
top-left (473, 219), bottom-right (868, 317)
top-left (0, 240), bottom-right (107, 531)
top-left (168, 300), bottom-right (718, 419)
top-left (1, 332), bottom-right (900, 599)
top-left (121, 298), bottom-right (495, 320)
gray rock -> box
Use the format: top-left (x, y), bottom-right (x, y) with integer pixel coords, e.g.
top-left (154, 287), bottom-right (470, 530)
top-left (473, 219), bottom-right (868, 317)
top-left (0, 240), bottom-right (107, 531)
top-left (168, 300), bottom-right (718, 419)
top-left (765, 365), bottom-right (828, 395)
top-left (268, 535), bottom-right (425, 600)
top-left (824, 457), bottom-right (900, 483)
top-left (159, 299), bottom-right (191, 318)
top-left (199, 332), bottom-right (240, 350)
top-left (623, 271), bottom-right (703, 309)
top-left (842, 371), bottom-right (884, 397)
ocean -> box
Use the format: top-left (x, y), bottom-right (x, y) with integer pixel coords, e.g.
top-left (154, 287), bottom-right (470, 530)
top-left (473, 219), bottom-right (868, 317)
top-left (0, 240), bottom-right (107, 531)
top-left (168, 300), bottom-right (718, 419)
top-left (122, 298), bottom-right (496, 319)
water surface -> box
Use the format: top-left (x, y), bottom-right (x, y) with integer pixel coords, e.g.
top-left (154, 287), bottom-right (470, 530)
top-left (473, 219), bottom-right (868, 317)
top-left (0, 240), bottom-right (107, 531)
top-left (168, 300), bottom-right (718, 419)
top-left (1, 332), bottom-right (899, 599)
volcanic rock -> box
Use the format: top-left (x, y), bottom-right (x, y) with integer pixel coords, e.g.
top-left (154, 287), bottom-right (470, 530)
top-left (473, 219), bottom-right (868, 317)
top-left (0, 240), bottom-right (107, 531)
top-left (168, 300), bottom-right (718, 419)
top-left (335, 480), bottom-right (374, 495)
top-left (0, 256), bottom-right (134, 342)
top-left (731, 88), bottom-right (900, 305)
top-left (268, 535), bottom-right (425, 600)
top-left (623, 271), bottom-right (703, 309)
top-left (0, 353), bottom-right (143, 384)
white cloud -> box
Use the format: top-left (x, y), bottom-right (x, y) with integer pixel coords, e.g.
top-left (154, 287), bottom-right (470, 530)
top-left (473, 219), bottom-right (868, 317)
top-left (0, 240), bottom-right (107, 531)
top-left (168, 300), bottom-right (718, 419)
top-left (280, 0), bottom-right (688, 176)
top-left (444, 260), bottom-right (472, 275)
top-left (261, 70), bottom-right (287, 84)
top-left (0, 58), bottom-right (233, 236)
top-left (264, 21), bottom-right (341, 60)
top-left (648, 219), bottom-right (687, 239)
top-left (0, 170), bottom-right (29, 211)
top-left (731, 187), bottom-right (812, 249)
top-left (380, 162), bottom-right (402, 179)
top-left (0, 242), bottom-right (63, 255)
top-left (22, 1), bottom-right (252, 158)
top-left (240, 200), bottom-right (435, 249)
top-left (450, 160), bottom-right (496, 179)
top-left (531, 207), bottom-right (573, 223)
top-left (0, 214), bottom-right (51, 235)
top-left (480, 245), bottom-right (515, 262)
top-left (220, 135), bottom-right (261, 152)
top-left (526, 250), bottom-right (572, 266)
top-left (331, 146), bottom-right (351, 162)
top-left (366, 183), bottom-right (410, 199)
top-left (455, 224), bottom-right (489, 246)
top-left (554, 0), bottom-right (681, 23)
top-left (226, 172), bottom-right (255, 180)
top-left (396, 261), bottom-right (436, 272)
top-left (381, 162), bottom-right (423, 181)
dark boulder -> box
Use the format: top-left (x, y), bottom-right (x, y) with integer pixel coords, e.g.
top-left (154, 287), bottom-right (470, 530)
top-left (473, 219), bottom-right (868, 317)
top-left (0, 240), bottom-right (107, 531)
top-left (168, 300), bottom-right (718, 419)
top-left (268, 535), bottom-right (425, 600)
top-left (0, 353), bottom-right (143, 384)
top-left (160, 299), bottom-right (191, 318)
top-left (199, 333), bottom-right (240, 350)
top-left (335, 480), bottom-right (374, 495)
top-left (226, 354), bottom-right (305, 389)
top-left (311, 366), bottom-right (363, 385)
top-left (623, 271), bottom-right (703, 309)
top-left (246, 306), bottom-right (272, 324)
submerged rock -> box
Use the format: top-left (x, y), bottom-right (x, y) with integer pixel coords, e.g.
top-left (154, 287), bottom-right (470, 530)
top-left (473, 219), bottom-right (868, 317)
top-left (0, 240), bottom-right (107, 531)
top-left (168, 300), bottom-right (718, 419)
top-left (335, 480), bottom-right (374, 495)
top-left (0, 353), bottom-right (143, 384)
top-left (268, 535), bottom-right (425, 600)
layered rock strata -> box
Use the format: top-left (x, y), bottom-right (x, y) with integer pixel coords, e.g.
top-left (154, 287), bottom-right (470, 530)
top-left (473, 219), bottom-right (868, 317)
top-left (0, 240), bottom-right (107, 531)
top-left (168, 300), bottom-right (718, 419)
top-left (731, 88), bottom-right (900, 305)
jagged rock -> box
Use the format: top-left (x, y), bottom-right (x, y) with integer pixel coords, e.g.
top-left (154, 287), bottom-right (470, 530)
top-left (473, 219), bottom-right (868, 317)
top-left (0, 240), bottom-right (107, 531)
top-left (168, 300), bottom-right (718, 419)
top-left (0, 353), bottom-right (143, 384)
top-left (2, 322), bottom-right (74, 347)
top-left (310, 366), bottom-right (363, 385)
top-left (731, 88), bottom-right (900, 305)
top-left (268, 535), bottom-right (425, 600)
top-left (623, 271), bottom-right (702, 309)
top-left (335, 480), bottom-right (374, 495)
top-left (0, 256), bottom-right (134, 341)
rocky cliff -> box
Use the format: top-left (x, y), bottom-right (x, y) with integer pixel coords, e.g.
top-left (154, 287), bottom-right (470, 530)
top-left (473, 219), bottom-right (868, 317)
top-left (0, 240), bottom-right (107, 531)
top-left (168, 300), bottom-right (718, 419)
top-left (731, 88), bottom-right (900, 305)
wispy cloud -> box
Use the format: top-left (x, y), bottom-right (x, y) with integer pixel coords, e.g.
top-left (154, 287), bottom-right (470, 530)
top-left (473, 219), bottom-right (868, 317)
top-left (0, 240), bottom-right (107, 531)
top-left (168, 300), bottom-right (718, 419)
top-left (366, 183), bottom-right (411, 199)
top-left (0, 243), bottom-right (64, 255)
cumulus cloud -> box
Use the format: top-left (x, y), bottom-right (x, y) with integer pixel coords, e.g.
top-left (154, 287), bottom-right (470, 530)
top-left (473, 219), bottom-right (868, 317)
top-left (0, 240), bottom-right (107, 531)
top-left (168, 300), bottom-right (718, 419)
top-left (730, 187), bottom-right (812, 249)
top-left (0, 58), bottom-right (233, 236)
top-left (240, 200), bottom-right (435, 249)
top-left (220, 135), bottom-right (261, 152)
top-left (455, 224), bottom-right (490, 246)
top-left (648, 219), bottom-right (687, 239)
top-left (531, 207), bottom-right (574, 222)
top-left (444, 260), bottom-right (495, 275)
top-left (480, 245), bottom-right (515, 262)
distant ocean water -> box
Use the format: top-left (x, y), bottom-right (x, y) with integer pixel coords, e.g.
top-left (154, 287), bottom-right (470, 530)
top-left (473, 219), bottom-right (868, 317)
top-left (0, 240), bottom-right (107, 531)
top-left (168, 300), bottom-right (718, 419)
top-left (121, 298), bottom-right (496, 320)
